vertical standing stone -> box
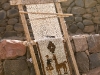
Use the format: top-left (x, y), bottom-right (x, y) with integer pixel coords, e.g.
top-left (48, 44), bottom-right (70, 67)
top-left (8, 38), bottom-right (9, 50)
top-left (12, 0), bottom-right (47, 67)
top-left (73, 35), bottom-right (88, 52)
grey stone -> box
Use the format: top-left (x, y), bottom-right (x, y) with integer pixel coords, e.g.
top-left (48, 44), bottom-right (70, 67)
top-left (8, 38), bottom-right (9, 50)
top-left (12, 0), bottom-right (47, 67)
top-left (6, 25), bottom-right (13, 31)
top-left (0, 61), bottom-right (3, 75)
top-left (96, 5), bottom-right (100, 12)
top-left (89, 53), bottom-right (100, 69)
top-left (73, 36), bottom-right (88, 52)
top-left (0, 10), bottom-right (6, 21)
top-left (75, 17), bottom-right (82, 22)
top-left (2, 3), bottom-right (11, 10)
top-left (83, 20), bottom-right (93, 25)
top-left (87, 35), bottom-right (100, 53)
top-left (86, 7), bottom-right (97, 13)
top-left (7, 9), bottom-right (19, 18)
top-left (75, 0), bottom-right (84, 7)
top-left (0, 0), bottom-right (7, 4)
top-left (75, 29), bottom-right (83, 34)
top-left (85, 0), bottom-right (97, 8)
top-left (0, 27), bottom-right (5, 32)
top-left (14, 23), bottom-right (24, 32)
top-left (77, 22), bottom-right (84, 30)
top-left (71, 6), bottom-right (86, 14)
top-left (3, 60), bottom-right (30, 75)
top-left (67, 7), bottom-right (71, 13)
top-left (83, 14), bottom-right (92, 19)
top-left (86, 67), bottom-right (100, 75)
top-left (75, 52), bottom-right (89, 73)
top-left (0, 20), bottom-right (7, 27)
top-left (83, 25), bottom-right (95, 33)
top-left (3, 31), bottom-right (17, 38)
top-left (8, 18), bottom-right (18, 25)
top-left (93, 12), bottom-right (100, 17)
top-left (61, 0), bottom-right (74, 7)
top-left (93, 17), bottom-right (100, 24)
top-left (97, 0), bottom-right (100, 3)
top-left (70, 2), bottom-right (75, 7)
top-left (69, 24), bottom-right (78, 33)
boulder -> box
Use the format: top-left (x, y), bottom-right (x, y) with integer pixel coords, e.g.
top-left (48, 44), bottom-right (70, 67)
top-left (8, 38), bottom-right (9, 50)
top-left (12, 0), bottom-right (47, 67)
top-left (69, 24), bottom-right (78, 33)
top-left (75, 0), bottom-right (84, 7)
top-left (14, 23), bottom-right (24, 32)
top-left (71, 6), bottom-right (86, 14)
top-left (0, 10), bottom-right (6, 21)
top-left (83, 20), bottom-right (93, 25)
top-left (85, 0), bottom-right (97, 8)
top-left (83, 25), bottom-right (95, 33)
top-left (8, 18), bottom-right (18, 25)
top-left (7, 9), bottom-right (19, 18)
top-left (0, 40), bottom-right (26, 60)
top-left (3, 60), bottom-right (30, 75)
top-left (75, 52), bottom-right (89, 73)
top-left (2, 3), bottom-right (11, 10)
top-left (93, 17), bottom-right (100, 24)
top-left (89, 53), bottom-right (100, 69)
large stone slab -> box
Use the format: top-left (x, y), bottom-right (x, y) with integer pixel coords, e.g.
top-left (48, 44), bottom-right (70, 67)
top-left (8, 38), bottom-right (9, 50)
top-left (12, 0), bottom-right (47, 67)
top-left (89, 53), bottom-right (100, 69)
top-left (86, 67), bottom-right (100, 75)
top-left (3, 60), bottom-right (30, 75)
top-left (73, 35), bottom-right (88, 52)
top-left (87, 34), bottom-right (100, 53)
top-left (0, 40), bottom-right (26, 60)
top-left (75, 52), bottom-right (89, 73)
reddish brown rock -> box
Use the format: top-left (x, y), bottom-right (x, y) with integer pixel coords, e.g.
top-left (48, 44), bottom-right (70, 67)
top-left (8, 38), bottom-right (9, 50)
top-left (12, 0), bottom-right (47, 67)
top-left (73, 35), bottom-right (88, 52)
top-left (86, 67), bottom-right (100, 75)
top-left (0, 40), bottom-right (26, 60)
top-left (87, 35), bottom-right (100, 53)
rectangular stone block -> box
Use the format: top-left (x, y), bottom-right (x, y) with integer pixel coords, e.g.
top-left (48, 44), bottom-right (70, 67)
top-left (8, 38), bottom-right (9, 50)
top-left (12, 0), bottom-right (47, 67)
top-left (87, 34), bottom-right (100, 53)
top-left (73, 35), bottom-right (88, 52)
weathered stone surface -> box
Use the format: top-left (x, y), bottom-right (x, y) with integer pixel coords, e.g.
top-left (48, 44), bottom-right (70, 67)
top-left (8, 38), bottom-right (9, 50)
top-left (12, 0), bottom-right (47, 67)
top-left (14, 23), bottom-right (24, 32)
top-left (83, 25), bottom-right (95, 33)
top-left (8, 18), bottom-right (18, 25)
top-left (0, 0), bottom-right (7, 4)
top-left (83, 14), bottom-right (92, 19)
top-left (87, 35), bottom-right (100, 53)
top-left (73, 36), bottom-right (88, 52)
top-left (3, 31), bottom-right (17, 38)
top-left (0, 27), bottom-right (5, 32)
top-left (75, 0), bottom-right (84, 7)
top-left (3, 60), bottom-right (30, 75)
top-left (0, 10), bottom-right (6, 21)
top-left (93, 17), bottom-right (100, 24)
top-left (93, 12), bottom-right (100, 17)
top-left (75, 52), bottom-right (89, 73)
top-left (86, 67), bottom-right (100, 75)
top-left (89, 53), bottom-right (100, 69)
top-left (77, 22), bottom-right (84, 30)
top-left (96, 5), bottom-right (100, 12)
top-left (85, 0), bottom-right (97, 8)
top-left (0, 40), bottom-right (26, 60)
top-left (97, 0), bottom-right (100, 3)
top-left (75, 29), bottom-right (83, 34)
top-left (75, 17), bottom-right (82, 22)
top-left (86, 7), bottom-right (97, 13)
top-left (0, 20), bottom-right (7, 27)
top-left (2, 3), bottom-right (11, 10)
top-left (7, 9), bottom-right (19, 18)
top-left (71, 7), bottom-right (86, 14)
top-left (83, 20), bottom-right (93, 25)
top-left (61, 0), bottom-right (74, 7)
top-left (6, 25), bottom-right (13, 31)
top-left (69, 24), bottom-right (78, 33)
top-left (0, 61), bottom-right (3, 75)
top-left (67, 7), bottom-right (71, 13)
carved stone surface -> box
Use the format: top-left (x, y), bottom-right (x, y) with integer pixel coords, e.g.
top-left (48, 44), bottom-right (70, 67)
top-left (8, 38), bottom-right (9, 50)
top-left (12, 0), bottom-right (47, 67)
top-left (73, 36), bottom-right (88, 52)
top-left (89, 53), bottom-right (100, 69)
top-left (75, 52), bottom-right (89, 73)
top-left (87, 35), bottom-right (100, 53)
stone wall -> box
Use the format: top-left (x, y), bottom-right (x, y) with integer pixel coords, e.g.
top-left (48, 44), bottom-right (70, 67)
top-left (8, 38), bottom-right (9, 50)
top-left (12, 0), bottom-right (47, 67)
top-left (0, 0), bottom-right (100, 75)
top-left (61, 0), bottom-right (100, 34)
